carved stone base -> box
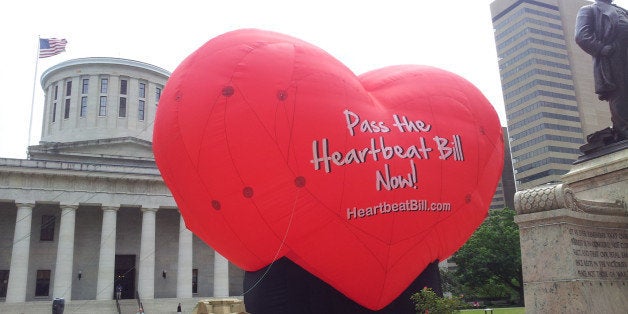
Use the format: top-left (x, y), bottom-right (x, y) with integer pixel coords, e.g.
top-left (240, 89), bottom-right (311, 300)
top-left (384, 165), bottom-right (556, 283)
top-left (579, 128), bottom-right (627, 156)
top-left (576, 138), bottom-right (628, 164)
top-left (514, 147), bottom-right (627, 313)
top-left (192, 298), bottom-right (248, 314)
top-left (565, 146), bottom-right (627, 203)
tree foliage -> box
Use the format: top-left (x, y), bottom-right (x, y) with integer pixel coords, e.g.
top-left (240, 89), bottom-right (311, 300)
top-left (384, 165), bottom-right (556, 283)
top-left (450, 208), bottom-right (523, 304)
top-left (411, 287), bottom-right (466, 314)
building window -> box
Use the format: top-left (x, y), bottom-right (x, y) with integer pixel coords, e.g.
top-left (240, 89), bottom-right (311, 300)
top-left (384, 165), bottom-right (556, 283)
top-left (35, 270), bottom-right (51, 297)
top-left (64, 98), bottom-right (71, 119)
top-left (80, 96), bottom-right (88, 117)
top-left (138, 100), bottom-right (145, 121)
top-left (51, 103), bottom-right (57, 123)
top-left (139, 82), bottom-right (146, 98)
top-left (51, 85), bottom-right (59, 123)
top-left (99, 96), bottom-right (107, 116)
top-left (119, 97), bottom-right (127, 118)
top-left (156, 87), bottom-right (161, 102)
top-left (40, 215), bottom-right (55, 241)
top-left (63, 80), bottom-right (72, 119)
top-left (120, 79), bottom-right (128, 95)
top-left (100, 78), bottom-right (109, 94)
top-left (192, 269), bottom-right (198, 294)
top-left (0, 270), bottom-right (8, 298)
top-left (82, 78), bottom-right (89, 94)
top-left (80, 78), bottom-right (89, 118)
top-left (138, 82), bottom-right (146, 121)
top-left (65, 80), bottom-right (72, 96)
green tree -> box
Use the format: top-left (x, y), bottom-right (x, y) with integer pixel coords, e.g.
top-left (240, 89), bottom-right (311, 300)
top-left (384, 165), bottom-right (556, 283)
top-left (411, 287), bottom-right (466, 314)
top-left (450, 208), bottom-right (523, 304)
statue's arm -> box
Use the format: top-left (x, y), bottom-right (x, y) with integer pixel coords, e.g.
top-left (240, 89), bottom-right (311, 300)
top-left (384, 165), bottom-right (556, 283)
top-left (575, 6), bottom-right (605, 56)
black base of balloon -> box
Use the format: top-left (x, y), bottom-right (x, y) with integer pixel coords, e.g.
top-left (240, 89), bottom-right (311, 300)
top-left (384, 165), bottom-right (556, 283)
top-left (243, 257), bottom-right (442, 314)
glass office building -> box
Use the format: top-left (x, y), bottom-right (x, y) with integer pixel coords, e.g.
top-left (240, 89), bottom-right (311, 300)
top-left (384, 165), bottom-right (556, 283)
top-left (490, 0), bottom-right (611, 190)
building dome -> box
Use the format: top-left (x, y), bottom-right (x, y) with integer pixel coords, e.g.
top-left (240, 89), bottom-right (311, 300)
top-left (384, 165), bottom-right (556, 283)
top-left (39, 57), bottom-right (170, 144)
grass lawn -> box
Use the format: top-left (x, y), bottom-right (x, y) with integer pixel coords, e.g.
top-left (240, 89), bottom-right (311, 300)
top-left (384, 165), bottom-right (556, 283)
top-left (459, 308), bottom-right (524, 314)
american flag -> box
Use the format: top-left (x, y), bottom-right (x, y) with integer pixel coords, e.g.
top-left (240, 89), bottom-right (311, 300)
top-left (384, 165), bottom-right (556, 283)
top-left (39, 38), bottom-right (67, 58)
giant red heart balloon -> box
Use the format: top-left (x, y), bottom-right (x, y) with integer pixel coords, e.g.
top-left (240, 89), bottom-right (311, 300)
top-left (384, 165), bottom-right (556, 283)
top-left (153, 29), bottom-right (503, 310)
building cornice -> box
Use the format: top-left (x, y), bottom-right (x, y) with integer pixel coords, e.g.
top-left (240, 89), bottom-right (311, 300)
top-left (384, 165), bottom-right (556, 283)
top-left (0, 157), bottom-right (162, 180)
top-left (41, 57), bottom-right (171, 88)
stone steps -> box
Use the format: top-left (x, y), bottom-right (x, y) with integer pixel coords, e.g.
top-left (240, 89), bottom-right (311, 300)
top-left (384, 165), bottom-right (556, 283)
top-left (0, 297), bottom-right (243, 314)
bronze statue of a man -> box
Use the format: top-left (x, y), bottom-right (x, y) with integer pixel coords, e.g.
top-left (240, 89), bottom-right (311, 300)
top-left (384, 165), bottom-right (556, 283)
top-left (576, 0), bottom-right (628, 142)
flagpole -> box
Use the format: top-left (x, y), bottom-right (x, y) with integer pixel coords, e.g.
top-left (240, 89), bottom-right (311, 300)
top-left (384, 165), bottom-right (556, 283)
top-left (27, 36), bottom-right (41, 155)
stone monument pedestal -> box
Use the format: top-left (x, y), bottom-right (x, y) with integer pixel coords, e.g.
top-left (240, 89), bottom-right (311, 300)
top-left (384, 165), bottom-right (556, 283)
top-left (192, 298), bottom-right (248, 314)
top-left (514, 147), bottom-right (627, 313)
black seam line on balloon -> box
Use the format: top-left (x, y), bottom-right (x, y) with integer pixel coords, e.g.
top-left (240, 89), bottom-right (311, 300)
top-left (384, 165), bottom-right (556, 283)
top-left (266, 77), bottom-right (364, 225)
top-left (237, 80), bottom-right (311, 177)
top-left (271, 72), bottom-right (422, 251)
top-left (357, 78), bottom-right (437, 252)
top-left (220, 44), bottom-right (354, 256)
top-left (193, 40), bottom-right (269, 168)
top-left (336, 75), bottom-right (351, 246)
top-left (176, 53), bottom-right (268, 266)
top-left (386, 217), bottom-right (449, 268)
top-left (349, 206), bottom-right (458, 250)
top-left (267, 72), bottom-right (354, 222)
top-left (387, 196), bottom-right (488, 270)
top-left (454, 79), bottom-right (483, 189)
top-left (217, 44), bottom-right (304, 244)
top-left (177, 90), bottom-right (234, 232)
top-left (178, 104), bottom-right (271, 267)
top-left (426, 94), bottom-right (478, 234)
top-left (216, 44), bottom-right (305, 267)
top-left (196, 43), bottom-right (259, 177)
top-left (241, 188), bottom-right (300, 296)
top-left (274, 43), bottom-right (298, 168)
top-left (176, 46), bottom-right (216, 169)
top-left (267, 188), bottom-right (390, 274)
top-left (262, 73), bottom-right (364, 219)
top-left (428, 94), bottom-right (446, 211)
top-left (222, 43), bottom-right (299, 187)
top-left (193, 89), bottom-right (226, 168)
top-left (212, 87), bottom-right (279, 265)
top-left (175, 81), bottom-right (272, 263)
top-left (456, 79), bottom-right (501, 190)
top-left (388, 236), bottom-right (437, 275)
top-left (282, 85), bottom-right (301, 172)
top-left (334, 76), bottom-right (393, 274)
top-left (328, 75), bottom-right (390, 276)
top-left (339, 80), bottom-right (413, 263)
top-left (361, 69), bottom-right (424, 91)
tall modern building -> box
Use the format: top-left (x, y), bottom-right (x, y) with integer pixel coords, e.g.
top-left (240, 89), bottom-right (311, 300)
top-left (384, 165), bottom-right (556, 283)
top-left (489, 127), bottom-right (517, 210)
top-left (0, 58), bottom-right (244, 313)
top-left (490, 0), bottom-right (612, 190)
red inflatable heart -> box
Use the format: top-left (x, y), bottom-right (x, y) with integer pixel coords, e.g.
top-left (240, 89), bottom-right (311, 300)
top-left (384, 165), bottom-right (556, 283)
top-left (153, 29), bottom-right (503, 310)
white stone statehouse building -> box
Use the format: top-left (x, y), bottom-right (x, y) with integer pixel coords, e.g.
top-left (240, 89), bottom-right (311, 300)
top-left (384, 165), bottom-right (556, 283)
top-left (0, 57), bottom-right (244, 313)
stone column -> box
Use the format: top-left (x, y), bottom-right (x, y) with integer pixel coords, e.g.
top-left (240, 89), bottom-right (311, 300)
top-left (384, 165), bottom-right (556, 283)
top-left (96, 206), bottom-right (118, 300)
top-left (5, 203), bottom-right (34, 303)
top-left (53, 204), bottom-right (78, 300)
top-left (138, 207), bottom-right (157, 300)
top-left (213, 252), bottom-right (229, 297)
top-left (177, 214), bottom-right (193, 298)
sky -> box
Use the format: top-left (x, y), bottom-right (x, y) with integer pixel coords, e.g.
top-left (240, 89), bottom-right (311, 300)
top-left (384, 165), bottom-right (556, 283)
top-left (1, 0), bottom-right (622, 159)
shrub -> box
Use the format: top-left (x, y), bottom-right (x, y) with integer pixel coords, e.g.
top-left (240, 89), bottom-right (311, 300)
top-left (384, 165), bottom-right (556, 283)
top-left (411, 287), bottom-right (466, 314)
